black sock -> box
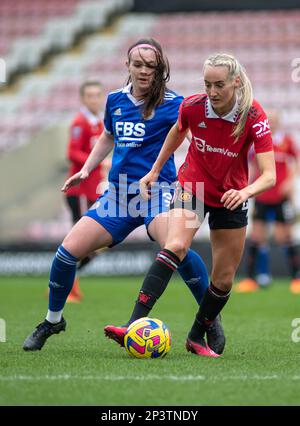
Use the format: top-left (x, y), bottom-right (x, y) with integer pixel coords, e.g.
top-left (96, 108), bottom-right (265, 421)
top-left (77, 254), bottom-right (94, 270)
top-left (189, 282), bottom-right (231, 342)
top-left (127, 249), bottom-right (181, 324)
top-left (247, 242), bottom-right (258, 279)
top-left (285, 244), bottom-right (300, 278)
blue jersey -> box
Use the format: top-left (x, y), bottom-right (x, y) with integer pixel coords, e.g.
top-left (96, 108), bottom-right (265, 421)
top-left (104, 83), bottom-right (183, 192)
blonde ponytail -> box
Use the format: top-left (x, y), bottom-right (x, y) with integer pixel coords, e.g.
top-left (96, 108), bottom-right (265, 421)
top-left (203, 53), bottom-right (253, 141)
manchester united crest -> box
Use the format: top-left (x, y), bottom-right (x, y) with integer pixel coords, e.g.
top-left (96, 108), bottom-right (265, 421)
top-left (179, 192), bottom-right (192, 202)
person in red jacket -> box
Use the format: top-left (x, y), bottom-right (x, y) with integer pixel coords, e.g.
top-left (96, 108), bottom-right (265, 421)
top-left (65, 81), bottom-right (107, 302)
top-left (235, 109), bottom-right (300, 293)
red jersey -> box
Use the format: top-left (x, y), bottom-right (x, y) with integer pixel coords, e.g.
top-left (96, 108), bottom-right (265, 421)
top-left (177, 94), bottom-right (273, 207)
top-left (255, 132), bottom-right (298, 204)
top-left (66, 107), bottom-right (104, 201)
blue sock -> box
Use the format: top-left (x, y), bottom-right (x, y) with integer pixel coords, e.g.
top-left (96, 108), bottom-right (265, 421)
top-left (48, 245), bottom-right (78, 312)
top-left (177, 249), bottom-right (209, 304)
top-left (256, 245), bottom-right (271, 286)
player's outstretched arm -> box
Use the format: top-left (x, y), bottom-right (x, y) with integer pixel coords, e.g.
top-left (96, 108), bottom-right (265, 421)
top-left (61, 131), bottom-right (114, 192)
top-left (61, 170), bottom-right (90, 192)
top-left (140, 122), bottom-right (188, 199)
top-left (139, 169), bottom-right (160, 200)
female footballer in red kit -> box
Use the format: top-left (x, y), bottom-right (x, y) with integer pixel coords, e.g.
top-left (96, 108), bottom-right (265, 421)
top-left (105, 53), bottom-right (276, 357)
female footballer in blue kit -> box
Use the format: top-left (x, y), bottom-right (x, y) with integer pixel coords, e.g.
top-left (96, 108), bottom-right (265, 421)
top-left (23, 38), bottom-right (225, 353)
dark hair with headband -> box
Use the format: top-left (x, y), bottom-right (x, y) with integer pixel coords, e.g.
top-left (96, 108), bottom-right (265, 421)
top-left (127, 38), bottom-right (170, 119)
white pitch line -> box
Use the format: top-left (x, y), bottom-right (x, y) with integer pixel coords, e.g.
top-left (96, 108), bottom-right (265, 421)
top-left (0, 374), bottom-right (299, 382)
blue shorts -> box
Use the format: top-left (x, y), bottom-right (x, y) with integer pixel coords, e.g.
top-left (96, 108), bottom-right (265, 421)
top-left (84, 186), bottom-right (173, 246)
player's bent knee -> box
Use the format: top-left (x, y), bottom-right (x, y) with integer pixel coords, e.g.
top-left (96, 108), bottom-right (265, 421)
top-left (212, 271), bottom-right (235, 292)
top-left (212, 281), bottom-right (233, 293)
top-left (164, 241), bottom-right (188, 261)
top-left (61, 237), bottom-right (88, 260)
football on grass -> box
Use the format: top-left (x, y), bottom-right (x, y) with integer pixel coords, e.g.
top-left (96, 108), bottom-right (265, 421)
top-left (124, 317), bottom-right (171, 359)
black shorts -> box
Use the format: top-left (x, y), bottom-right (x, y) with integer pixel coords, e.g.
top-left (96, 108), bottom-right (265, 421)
top-left (253, 199), bottom-right (295, 224)
top-left (65, 195), bottom-right (94, 224)
top-left (170, 185), bottom-right (248, 230)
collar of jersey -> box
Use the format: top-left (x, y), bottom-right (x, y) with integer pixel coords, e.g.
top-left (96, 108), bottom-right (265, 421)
top-left (122, 83), bottom-right (144, 106)
top-left (205, 97), bottom-right (239, 122)
top-left (80, 106), bottom-right (102, 125)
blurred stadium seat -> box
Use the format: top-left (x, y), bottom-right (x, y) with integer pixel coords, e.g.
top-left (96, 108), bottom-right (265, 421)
top-left (1, 0), bottom-right (133, 80)
top-left (0, 5), bottom-right (300, 244)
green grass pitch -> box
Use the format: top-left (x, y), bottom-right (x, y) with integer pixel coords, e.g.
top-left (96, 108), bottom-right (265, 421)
top-left (0, 275), bottom-right (299, 406)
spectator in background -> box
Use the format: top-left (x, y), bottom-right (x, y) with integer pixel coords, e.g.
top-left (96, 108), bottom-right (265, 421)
top-left (235, 109), bottom-right (300, 293)
top-left (64, 81), bottom-right (109, 302)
